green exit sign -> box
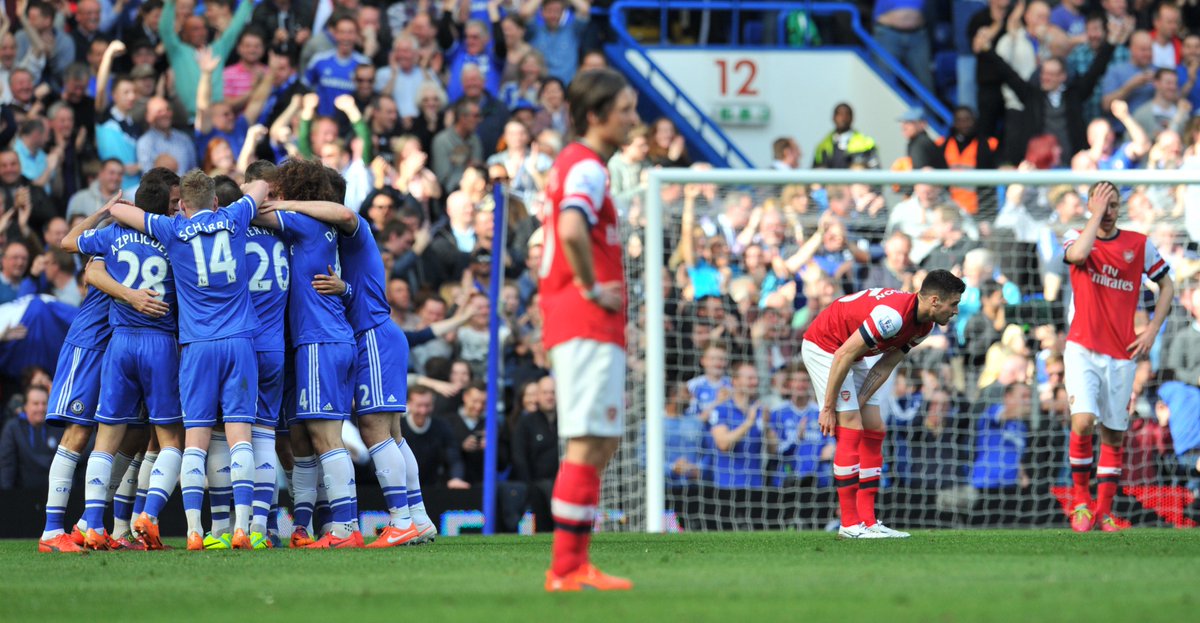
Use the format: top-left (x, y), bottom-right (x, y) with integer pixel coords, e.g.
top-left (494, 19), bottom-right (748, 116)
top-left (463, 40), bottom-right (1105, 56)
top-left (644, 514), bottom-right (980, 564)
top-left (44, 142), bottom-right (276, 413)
top-left (714, 103), bottom-right (770, 126)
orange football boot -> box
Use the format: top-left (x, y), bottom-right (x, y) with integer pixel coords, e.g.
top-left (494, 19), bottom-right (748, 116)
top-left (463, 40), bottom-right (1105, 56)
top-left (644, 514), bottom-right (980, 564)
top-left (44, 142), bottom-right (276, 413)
top-left (290, 527), bottom-right (315, 548)
top-left (133, 512), bottom-right (164, 550)
top-left (230, 529), bottom-right (252, 550)
top-left (304, 531), bottom-right (362, 549)
top-left (187, 532), bottom-right (204, 551)
top-left (1099, 513), bottom-right (1131, 532)
top-left (38, 533), bottom-right (83, 553)
top-left (83, 528), bottom-right (111, 551)
top-left (366, 525), bottom-right (420, 548)
top-left (545, 564), bottom-right (634, 592)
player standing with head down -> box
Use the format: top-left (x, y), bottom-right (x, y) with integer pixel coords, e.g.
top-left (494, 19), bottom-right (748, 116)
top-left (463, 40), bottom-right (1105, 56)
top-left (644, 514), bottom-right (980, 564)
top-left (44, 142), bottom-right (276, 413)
top-left (540, 68), bottom-right (638, 592)
top-left (802, 271), bottom-right (965, 538)
top-left (1062, 182), bottom-right (1174, 532)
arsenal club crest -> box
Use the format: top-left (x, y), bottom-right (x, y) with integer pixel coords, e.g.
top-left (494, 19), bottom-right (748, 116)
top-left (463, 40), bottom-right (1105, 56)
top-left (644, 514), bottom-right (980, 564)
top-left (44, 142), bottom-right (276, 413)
top-left (840, 390), bottom-right (851, 401)
top-left (1123, 250), bottom-right (1135, 263)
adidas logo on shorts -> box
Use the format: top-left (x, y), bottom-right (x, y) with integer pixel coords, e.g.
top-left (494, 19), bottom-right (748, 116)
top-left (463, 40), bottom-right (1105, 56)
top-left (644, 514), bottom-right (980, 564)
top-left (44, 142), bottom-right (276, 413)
top-left (323, 403), bottom-right (333, 411)
top-left (387, 395), bottom-right (397, 403)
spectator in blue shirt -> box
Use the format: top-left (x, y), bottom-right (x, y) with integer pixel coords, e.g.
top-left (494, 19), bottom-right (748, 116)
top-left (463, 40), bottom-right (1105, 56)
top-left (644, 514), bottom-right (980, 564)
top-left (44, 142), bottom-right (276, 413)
top-left (709, 362), bottom-right (777, 489)
top-left (1101, 30), bottom-right (1156, 115)
top-left (521, 0), bottom-right (589, 85)
top-left (771, 363), bottom-right (831, 487)
top-left (438, 1), bottom-right (507, 103)
top-left (0, 242), bottom-right (37, 305)
top-left (304, 14), bottom-right (370, 118)
top-left (971, 383), bottom-right (1032, 525)
top-left (1155, 381), bottom-right (1200, 497)
top-left (0, 384), bottom-right (60, 489)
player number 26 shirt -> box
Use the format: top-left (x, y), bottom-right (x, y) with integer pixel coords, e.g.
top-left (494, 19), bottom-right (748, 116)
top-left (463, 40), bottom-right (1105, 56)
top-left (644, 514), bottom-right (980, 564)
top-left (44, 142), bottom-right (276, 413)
top-left (1062, 229), bottom-right (1168, 360)
top-left (538, 142), bottom-right (626, 351)
top-left (804, 288), bottom-right (932, 359)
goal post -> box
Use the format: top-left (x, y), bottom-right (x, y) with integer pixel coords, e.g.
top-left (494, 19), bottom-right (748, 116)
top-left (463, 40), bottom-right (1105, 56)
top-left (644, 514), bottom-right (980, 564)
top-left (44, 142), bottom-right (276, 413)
top-left (638, 167), bottom-right (1200, 533)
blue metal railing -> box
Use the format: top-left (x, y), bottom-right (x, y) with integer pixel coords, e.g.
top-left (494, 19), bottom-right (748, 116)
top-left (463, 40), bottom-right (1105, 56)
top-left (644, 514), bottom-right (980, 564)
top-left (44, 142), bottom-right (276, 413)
top-left (607, 0), bottom-right (952, 135)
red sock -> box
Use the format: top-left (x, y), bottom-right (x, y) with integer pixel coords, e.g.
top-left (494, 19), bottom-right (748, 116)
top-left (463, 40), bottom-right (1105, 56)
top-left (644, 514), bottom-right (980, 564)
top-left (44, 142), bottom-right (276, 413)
top-left (1069, 432), bottom-right (1094, 507)
top-left (550, 461), bottom-right (599, 577)
top-left (834, 427), bottom-right (862, 528)
top-left (1094, 444), bottom-right (1123, 518)
top-left (857, 429), bottom-right (885, 527)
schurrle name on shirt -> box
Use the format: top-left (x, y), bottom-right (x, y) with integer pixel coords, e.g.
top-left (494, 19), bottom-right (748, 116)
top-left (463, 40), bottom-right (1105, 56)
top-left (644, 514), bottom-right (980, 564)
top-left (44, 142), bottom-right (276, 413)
top-left (174, 218), bottom-right (240, 241)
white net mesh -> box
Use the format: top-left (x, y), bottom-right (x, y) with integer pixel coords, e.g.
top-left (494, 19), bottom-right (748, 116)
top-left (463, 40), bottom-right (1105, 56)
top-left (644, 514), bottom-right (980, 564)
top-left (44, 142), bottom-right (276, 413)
top-left (604, 169), bottom-right (1200, 532)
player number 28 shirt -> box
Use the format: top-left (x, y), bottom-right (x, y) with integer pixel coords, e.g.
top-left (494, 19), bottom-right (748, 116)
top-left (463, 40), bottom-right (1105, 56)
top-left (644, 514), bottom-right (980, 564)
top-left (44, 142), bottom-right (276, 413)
top-left (804, 288), bottom-right (932, 359)
top-left (1062, 229), bottom-right (1168, 360)
top-left (538, 142), bottom-right (625, 351)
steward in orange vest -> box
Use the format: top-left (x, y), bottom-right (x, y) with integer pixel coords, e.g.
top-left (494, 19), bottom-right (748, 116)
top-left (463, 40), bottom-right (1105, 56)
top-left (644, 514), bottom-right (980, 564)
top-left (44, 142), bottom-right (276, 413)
top-left (938, 106), bottom-right (999, 216)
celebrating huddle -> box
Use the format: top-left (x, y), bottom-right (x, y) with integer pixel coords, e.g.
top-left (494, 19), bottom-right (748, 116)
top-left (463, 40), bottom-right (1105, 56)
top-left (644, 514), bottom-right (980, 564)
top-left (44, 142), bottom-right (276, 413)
top-left (38, 158), bottom-right (433, 552)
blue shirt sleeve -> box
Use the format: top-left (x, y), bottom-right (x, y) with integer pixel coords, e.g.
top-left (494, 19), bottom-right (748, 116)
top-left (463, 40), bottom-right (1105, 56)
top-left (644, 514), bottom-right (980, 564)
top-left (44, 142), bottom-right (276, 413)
top-left (223, 195), bottom-right (258, 231)
top-left (145, 213), bottom-right (172, 242)
top-left (339, 215), bottom-right (371, 255)
top-left (75, 225), bottom-right (114, 257)
top-left (275, 210), bottom-right (310, 243)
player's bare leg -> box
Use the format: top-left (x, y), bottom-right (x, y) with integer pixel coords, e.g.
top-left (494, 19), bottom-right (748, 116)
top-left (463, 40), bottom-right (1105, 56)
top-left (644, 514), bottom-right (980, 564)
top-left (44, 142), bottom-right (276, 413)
top-left (545, 436), bottom-right (633, 591)
top-left (359, 413), bottom-right (418, 547)
top-left (133, 423), bottom-right (183, 550)
top-left (304, 420), bottom-right (362, 548)
top-left (80, 423), bottom-right (128, 549)
top-left (1068, 412), bottom-right (1099, 532)
top-left (288, 424), bottom-right (319, 546)
top-left (39, 424), bottom-right (93, 552)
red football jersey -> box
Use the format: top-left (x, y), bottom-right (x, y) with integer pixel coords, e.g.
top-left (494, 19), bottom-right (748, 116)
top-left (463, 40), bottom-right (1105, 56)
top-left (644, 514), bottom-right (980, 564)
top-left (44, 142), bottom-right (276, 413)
top-left (1063, 229), bottom-right (1167, 359)
top-left (804, 288), bottom-right (932, 359)
top-left (539, 142), bottom-right (626, 350)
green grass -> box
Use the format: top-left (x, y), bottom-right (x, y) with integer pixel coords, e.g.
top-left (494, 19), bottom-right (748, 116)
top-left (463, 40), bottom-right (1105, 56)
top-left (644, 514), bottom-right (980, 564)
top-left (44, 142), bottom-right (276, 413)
top-left (2, 531), bottom-right (1197, 622)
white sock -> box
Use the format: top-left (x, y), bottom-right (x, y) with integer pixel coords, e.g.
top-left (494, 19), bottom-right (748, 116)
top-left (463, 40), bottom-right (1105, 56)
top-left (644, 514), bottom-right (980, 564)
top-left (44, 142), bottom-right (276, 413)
top-left (41, 447), bottom-right (80, 539)
top-left (291, 455), bottom-right (318, 533)
top-left (251, 429), bottom-right (277, 534)
top-left (369, 439), bottom-right (412, 528)
top-left (143, 447), bottom-right (182, 520)
top-left (105, 452), bottom-right (134, 504)
top-left (399, 439), bottom-right (431, 527)
top-left (230, 441), bottom-right (255, 534)
top-left (112, 453), bottom-right (141, 538)
top-left (133, 451), bottom-right (158, 522)
top-left (207, 433), bottom-right (232, 536)
top-left (319, 448), bottom-right (357, 539)
top-left (82, 451), bottom-right (114, 535)
top-left (180, 448), bottom-right (207, 536)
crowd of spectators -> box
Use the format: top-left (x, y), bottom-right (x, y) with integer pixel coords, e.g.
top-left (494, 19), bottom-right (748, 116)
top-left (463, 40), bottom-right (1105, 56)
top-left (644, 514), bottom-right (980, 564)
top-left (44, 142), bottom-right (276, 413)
top-left (0, 0), bottom-right (1198, 531)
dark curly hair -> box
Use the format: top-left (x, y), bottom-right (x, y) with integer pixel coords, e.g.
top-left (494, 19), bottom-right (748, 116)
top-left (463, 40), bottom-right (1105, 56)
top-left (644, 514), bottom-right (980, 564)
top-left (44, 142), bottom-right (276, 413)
top-left (275, 158), bottom-right (333, 202)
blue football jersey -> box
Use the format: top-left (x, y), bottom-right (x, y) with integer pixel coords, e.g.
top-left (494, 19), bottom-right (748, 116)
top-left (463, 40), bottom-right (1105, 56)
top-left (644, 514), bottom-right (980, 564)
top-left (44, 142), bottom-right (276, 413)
top-left (339, 215), bottom-right (390, 334)
top-left (144, 195), bottom-right (259, 344)
top-left (275, 210), bottom-right (353, 346)
top-left (246, 225), bottom-right (290, 352)
top-left (77, 224), bottom-right (177, 333)
top-left (63, 282), bottom-right (112, 349)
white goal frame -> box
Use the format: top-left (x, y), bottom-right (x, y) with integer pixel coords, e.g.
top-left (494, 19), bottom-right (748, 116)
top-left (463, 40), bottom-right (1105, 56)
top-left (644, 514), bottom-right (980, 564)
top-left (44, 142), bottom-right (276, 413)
top-left (642, 167), bottom-right (1200, 533)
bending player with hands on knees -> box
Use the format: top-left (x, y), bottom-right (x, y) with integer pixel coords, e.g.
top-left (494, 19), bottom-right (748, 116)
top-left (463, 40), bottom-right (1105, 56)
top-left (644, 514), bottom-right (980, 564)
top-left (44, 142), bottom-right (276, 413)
top-left (1062, 181), bottom-right (1173, 532)
top-left (801, 270), bottom-right (965, 539)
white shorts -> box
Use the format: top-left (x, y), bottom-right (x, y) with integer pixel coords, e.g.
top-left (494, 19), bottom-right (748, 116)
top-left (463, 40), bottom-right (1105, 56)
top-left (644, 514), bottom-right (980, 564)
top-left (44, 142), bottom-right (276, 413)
top-left (1063, 341), bottom-right (1137, 432)
top-left (801, 340), bottom-right (883, 413)
top-left (549, 338), bottom-right (625, 438)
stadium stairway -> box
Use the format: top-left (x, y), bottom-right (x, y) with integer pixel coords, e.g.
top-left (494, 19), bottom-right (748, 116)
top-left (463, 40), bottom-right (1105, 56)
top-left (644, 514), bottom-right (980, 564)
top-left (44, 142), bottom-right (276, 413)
top-left (603, 0), bottom-right (951, 168)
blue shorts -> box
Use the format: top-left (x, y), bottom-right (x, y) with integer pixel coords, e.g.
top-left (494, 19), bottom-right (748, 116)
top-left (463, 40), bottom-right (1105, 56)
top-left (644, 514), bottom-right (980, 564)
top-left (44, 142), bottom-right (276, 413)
top-left (293, 342), bottom-right (353, 421)
top-left (354, 322), bottom-right (409, 416)
top-left (96, 330), bottom-right (181, 426)
top-left (47, 343), bottom-right (104, 428)
top-left (256, 350), bottom-right (285, 428)
top-left (180, 337), bottom-right (258, 429)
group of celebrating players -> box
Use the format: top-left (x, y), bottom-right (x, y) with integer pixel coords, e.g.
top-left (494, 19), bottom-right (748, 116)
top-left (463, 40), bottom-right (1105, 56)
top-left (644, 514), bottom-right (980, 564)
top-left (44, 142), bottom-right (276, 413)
top-left (37, 153), bottom-right (436, 552)
top-left (30, 63), bottom-right (1162, 589)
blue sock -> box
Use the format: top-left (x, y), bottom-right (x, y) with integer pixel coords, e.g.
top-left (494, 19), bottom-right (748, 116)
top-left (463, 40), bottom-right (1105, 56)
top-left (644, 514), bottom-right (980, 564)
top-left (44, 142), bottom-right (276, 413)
top-left (144, 447), bottom-right (182, 519)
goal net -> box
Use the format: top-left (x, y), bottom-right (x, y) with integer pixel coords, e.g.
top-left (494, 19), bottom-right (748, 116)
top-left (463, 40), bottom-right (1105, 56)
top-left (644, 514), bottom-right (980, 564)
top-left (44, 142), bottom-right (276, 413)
top-left (602, 167), bottom-right (1200, 533)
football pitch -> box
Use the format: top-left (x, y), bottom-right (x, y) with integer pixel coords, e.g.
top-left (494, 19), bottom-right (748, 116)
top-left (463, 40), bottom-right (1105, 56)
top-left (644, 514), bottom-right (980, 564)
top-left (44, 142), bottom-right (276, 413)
top-left (2, 531), bottom-right (1196, 622)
